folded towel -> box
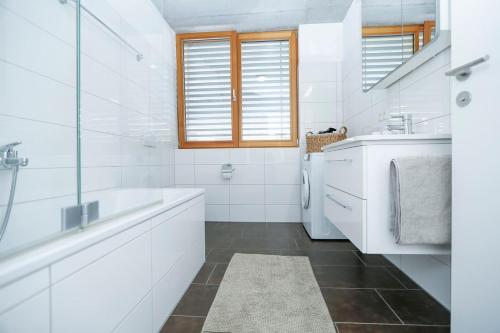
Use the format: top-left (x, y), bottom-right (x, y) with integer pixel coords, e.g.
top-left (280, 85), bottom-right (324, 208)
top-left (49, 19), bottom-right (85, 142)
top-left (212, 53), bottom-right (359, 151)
top-left (390, 156), bottom-right (452, 245)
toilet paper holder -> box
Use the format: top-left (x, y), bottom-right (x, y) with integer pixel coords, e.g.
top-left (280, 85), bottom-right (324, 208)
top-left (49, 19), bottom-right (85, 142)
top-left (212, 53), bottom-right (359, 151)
top-left (221, 163), bottom-right (235, 179)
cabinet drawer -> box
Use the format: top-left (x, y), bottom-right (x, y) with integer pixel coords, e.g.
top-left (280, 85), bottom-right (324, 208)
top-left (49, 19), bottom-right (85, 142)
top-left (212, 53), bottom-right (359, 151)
top-left (324, 147), bottom-right (364, 198)
top-left (323, 185), bottom-right (366, 252)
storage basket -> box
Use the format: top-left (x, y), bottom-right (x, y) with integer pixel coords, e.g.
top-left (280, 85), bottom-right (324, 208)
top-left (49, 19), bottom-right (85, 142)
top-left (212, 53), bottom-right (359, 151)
top-left (305, 127), bottom-right (348, 153)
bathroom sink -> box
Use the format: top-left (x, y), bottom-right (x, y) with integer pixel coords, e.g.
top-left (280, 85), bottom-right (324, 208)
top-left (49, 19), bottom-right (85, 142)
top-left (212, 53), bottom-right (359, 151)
top-left (322, 134), bottom-right (452, 151)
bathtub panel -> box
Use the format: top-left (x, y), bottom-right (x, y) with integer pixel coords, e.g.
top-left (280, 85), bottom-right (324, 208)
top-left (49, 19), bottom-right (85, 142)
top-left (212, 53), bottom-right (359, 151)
top-left (0, 268), bottom-right (49, 314)
top-left (152, 252), bottom-right (194, 332)
top-left (0, 290), bottom-right (50, 333)
top-left (151, 208), bottom-right (189, 284)
top-left (51, 232), bottom-right (152, 333)
top-left (51, 220), bottom-right (151, 283)
top-left (113, 292), bottom-right (153, 333)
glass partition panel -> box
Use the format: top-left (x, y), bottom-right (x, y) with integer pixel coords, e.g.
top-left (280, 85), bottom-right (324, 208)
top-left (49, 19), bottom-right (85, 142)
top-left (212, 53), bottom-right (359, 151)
top-left (0, 0), bottom-right (78, 256)
top-left (79, 0), bottom-right (164, 222)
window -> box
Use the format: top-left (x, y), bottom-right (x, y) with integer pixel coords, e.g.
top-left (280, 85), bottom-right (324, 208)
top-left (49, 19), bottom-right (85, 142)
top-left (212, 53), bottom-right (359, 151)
top-left (177, 31), bottom-right (298, 148)
top-left (362, 21), bottom-right (435, 91)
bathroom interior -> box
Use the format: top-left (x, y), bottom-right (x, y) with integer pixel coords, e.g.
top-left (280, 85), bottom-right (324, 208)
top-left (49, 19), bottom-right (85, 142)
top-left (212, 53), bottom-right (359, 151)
top-left (0, 0), bottom-right (498, 332)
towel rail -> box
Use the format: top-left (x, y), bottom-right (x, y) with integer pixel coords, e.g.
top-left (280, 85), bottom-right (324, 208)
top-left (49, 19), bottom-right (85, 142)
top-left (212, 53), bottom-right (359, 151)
top-left (58, 0), bottom-right (144, 61)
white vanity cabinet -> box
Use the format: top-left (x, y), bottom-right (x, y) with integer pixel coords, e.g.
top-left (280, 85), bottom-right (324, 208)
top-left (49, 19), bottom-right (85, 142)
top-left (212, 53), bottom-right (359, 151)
top-left (322, 134), bottom-right (452, 254)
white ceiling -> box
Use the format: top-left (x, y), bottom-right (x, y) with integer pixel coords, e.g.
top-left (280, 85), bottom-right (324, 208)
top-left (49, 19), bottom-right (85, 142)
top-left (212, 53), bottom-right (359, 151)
top-left (152, 0), bottom-right (354, 32)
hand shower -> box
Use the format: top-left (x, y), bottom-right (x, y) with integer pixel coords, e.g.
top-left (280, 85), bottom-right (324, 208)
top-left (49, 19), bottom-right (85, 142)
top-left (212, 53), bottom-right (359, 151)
top-left (0, 142), bottom-right (29, 242)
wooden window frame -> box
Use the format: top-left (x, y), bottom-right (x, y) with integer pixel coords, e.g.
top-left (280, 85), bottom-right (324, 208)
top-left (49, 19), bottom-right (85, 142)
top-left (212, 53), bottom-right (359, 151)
top-left (237, 31), bottom-right (298, 148)
top-left (176, 31), bottom-right (239, 148)
top-left (176, 30), bottom-right (298, 149)
top-left (362, 21), bottom-right (436, 53)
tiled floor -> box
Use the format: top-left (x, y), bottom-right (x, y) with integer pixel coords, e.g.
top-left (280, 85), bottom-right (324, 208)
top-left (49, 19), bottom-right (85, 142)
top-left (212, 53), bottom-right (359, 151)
top-left (161, 222), bottom-right (450, 333)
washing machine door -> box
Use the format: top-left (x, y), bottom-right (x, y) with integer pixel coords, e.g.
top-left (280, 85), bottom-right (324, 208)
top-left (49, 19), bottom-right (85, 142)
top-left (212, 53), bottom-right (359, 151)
top-left (302, 170), bottom-right (310, 209)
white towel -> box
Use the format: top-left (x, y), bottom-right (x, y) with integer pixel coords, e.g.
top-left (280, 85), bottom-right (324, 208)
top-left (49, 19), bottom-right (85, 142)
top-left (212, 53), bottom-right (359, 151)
top-left (390, 156), bottom-right (451, 245)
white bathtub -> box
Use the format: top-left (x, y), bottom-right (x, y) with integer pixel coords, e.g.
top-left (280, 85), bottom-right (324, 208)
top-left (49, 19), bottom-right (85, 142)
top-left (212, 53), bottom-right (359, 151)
top-left (0, 188), bottom-right (205, 333)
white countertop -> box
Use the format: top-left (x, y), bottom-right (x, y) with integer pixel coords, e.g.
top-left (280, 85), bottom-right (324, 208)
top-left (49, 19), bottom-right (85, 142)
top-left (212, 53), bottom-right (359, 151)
top-left (322, 134), bottom-right (452, 151)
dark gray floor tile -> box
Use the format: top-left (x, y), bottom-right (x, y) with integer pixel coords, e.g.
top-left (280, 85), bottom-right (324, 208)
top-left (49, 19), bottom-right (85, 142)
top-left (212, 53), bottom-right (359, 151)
top-left (205, 236), bottom-right (233, 249)
top-left (354, 251), bottom-right (395, 267)
top-left (385, 267), bottom-right (421, 289)
top-left (281, 250), bottom-right (364, 266)
top-left (313, 266), bottom-right (405, 289)
top-left (193, 263), bottom-right (216, 284)
top-left (322, 288), bottom-right (400, 324)
top-left (231, 236), bottom-right (298, 250)
top-left (173, 284), bottom-right (218, 317)
top-left (207, 263), bottom-right (228, 285)
top-left (242, 223), bottom-right (301, 239)
top-left (160, 315), bottom-right (205, 333)
top-left (206, 248), bottom-right (281, 263)
top-left (378, 290), bottom-right (450, 325)
top-left (297, 238), bottom-right (357, 251)
top-left (336, 323), bottom-right (450, 333)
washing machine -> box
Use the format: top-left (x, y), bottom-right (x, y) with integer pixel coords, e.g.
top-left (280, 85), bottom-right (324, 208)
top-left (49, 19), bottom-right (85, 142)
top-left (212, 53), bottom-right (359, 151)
top-left (301, 153), bottom-right (346, 239)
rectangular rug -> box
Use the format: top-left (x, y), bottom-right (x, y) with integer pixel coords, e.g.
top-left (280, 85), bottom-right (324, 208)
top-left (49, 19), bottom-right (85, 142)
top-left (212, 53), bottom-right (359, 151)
top-left (202, 253), bottom-right (336, 333)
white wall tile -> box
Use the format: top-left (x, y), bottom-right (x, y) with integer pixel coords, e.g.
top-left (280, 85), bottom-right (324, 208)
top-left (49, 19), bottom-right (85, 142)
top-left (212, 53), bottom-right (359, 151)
top-left (230, 164), bottom-right (265, 185)
top-left (265, 205), bottom-right (301, 223)
top-left (265, 185), bottom-right (300, 205)
top-left (175, 165), bottom-right (195, 185)
top-left (300, 102), bottom-right (337, 124)
top-left (195, 165), bottom-right (229, 185)
top-left (194, 149), bottom-right (230, 164)
top-left (229, 148), bottom-right (265, 164)
top-left (201, 185), bottom-right (229, 205)
top-left (0, 168), bottom-right (76, 206)
top-left (265, 164), bottom-right (300, 185)
top-left (0, 195), bottom-right (76, 254)
top-left (174, 149), bottom-right (194, 164)
top-left (0, 61), bottom-right (75, 127)
top-left (206, 205), bottom-right (230, 222)
top-left (299, 62), bottom-right (338, 83)
top-left (300, 82), bottom-right (337, 103)
top-left (265, 148), bottom-right (300, 164)
top-left (230, 205), bottom-right (266, 222)
top-left (230, 185), bottom-right (265, 205)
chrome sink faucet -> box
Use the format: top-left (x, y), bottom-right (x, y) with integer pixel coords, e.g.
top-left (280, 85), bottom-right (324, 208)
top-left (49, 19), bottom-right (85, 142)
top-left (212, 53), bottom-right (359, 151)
top-left (386, 113), bottom-right (413, 134)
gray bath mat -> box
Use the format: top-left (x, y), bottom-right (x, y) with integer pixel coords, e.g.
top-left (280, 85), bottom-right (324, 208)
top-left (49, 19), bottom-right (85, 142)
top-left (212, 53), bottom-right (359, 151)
top-left (202, 253), bottom-right (336, 333)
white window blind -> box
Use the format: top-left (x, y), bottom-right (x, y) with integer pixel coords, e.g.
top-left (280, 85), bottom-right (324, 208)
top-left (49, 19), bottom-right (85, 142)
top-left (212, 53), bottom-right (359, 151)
top-left (362, 34), bottom-right (414, 91)
top-left (240, 40), bottom-right (291, 141)
top-left (182, 39), bottom-right (233, 142)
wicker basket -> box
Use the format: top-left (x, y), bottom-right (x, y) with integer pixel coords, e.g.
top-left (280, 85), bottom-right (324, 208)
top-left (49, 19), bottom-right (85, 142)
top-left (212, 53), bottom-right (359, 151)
top-left (305, 127), bottom-right (348, 153)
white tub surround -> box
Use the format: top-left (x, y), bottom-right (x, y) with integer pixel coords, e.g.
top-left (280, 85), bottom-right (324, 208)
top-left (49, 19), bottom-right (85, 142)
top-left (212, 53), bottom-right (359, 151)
top-left (175, 148), bottom-right (301, 223)
top-left (322, 134), bottom-right (451, 254)
top-left (0, 188), bottom-right (205, 333)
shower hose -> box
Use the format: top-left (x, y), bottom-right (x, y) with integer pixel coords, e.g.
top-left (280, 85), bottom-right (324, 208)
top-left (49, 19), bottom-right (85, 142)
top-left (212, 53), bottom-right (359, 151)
top-left (0, 165), bottom-right (19, 242)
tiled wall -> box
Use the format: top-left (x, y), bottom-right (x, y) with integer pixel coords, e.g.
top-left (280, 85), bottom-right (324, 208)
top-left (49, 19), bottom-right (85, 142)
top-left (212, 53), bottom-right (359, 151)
top-left (0, 0), bottom-right (177, 253)
top-left (175, 148), bottom-right (301, 222)
top-left (341, 0), bottom-right (451, 309)
top-left (174, 25), bottom-right (345, 223)
top-left (298, 23), bottom-right (343, 147)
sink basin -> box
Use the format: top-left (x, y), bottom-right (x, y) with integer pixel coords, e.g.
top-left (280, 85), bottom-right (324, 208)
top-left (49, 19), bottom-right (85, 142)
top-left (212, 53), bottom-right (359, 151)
top-left (322, 134), bottom-right (452, 151)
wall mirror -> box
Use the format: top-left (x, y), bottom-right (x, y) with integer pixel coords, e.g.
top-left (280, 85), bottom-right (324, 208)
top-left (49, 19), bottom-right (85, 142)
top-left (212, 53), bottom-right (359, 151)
top-left (362, 0), bottom-right (439, 91)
